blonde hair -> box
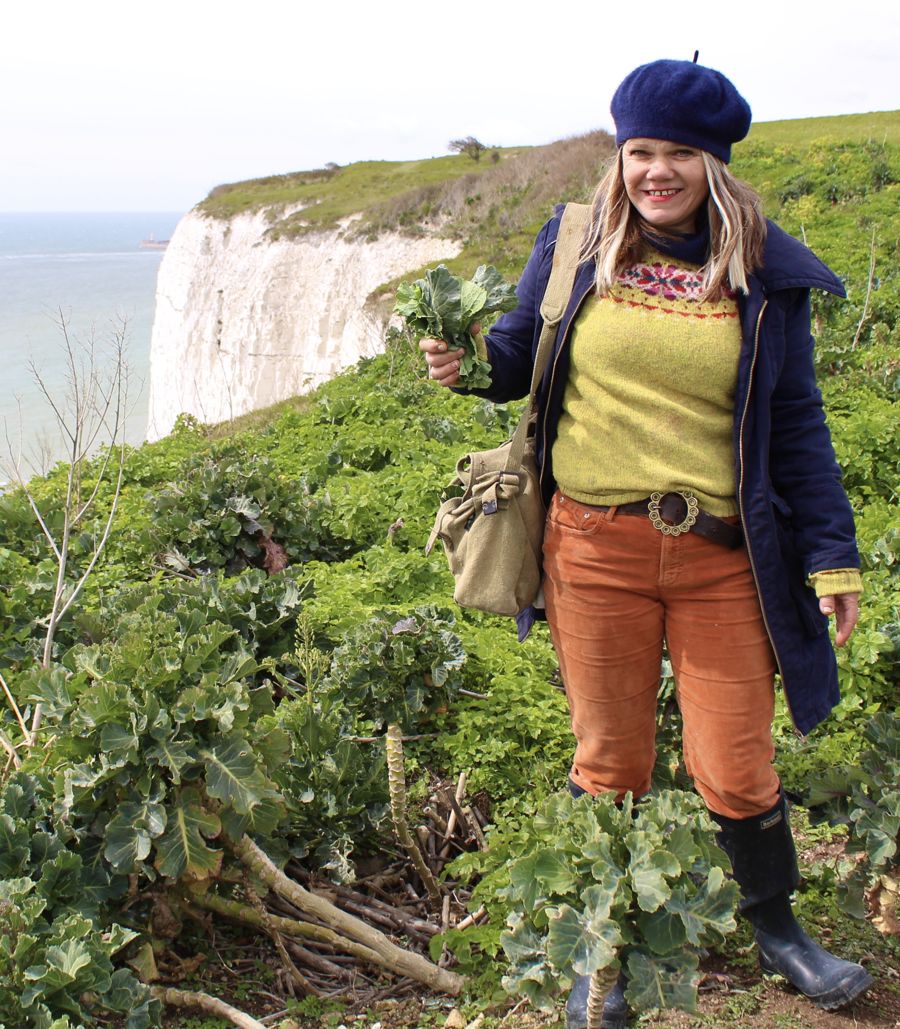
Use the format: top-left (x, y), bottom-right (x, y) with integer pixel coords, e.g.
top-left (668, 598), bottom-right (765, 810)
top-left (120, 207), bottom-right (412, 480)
top-left (581, 148), bottom-right (767, 298)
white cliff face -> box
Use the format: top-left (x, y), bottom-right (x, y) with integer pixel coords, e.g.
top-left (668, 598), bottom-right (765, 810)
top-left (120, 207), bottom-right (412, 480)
top-left (146, 209), bottom-right (461, 441)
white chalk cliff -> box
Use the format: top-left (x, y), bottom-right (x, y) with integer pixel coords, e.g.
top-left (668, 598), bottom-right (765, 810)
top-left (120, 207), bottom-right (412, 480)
top-left (146, 209), bottom-right (461, 441)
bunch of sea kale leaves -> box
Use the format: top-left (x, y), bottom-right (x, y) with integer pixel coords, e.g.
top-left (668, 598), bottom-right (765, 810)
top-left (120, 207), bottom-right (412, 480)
top-left (394, 264), bottom-right (518, 389)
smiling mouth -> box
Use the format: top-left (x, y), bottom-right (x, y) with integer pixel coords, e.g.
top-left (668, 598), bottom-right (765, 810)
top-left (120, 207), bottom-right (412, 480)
top-left (645, 189), bottom-right (681, 197)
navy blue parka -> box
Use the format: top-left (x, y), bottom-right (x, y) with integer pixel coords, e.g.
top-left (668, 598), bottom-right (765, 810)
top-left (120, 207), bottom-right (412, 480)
top-left (479, 211), bottom-right (859, 735)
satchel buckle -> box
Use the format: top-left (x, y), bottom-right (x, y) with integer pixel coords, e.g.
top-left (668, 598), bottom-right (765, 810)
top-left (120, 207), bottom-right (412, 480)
top-left (647, 491), bottom-right (699, 537)
top-left (482, 471), bottom-right (523, 515)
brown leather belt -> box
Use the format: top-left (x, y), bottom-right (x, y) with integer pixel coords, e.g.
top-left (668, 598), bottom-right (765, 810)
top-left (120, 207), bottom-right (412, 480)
top-left (596, 491), bottom-right (743, 549)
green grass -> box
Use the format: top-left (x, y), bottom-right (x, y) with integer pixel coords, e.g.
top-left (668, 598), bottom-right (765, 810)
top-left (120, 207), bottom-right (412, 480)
top-left (746, 110), bottom-right (900, 148)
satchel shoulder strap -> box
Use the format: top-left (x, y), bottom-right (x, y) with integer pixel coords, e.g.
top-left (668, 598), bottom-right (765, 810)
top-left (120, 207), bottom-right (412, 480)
top-left (530, 202), bottom-right (592, 394)
top-left (505, 202), bottom-right (592, 471)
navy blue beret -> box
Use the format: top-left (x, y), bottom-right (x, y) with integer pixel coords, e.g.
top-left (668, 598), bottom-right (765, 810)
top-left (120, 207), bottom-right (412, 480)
top-left (611, 59), bottom-right (752, 163)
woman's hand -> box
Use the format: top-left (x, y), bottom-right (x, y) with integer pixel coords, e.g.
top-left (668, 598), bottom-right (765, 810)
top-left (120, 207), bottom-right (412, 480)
top-left (419, 324), bottom-right (482, 388)
top-left (819, 592), bottom-right (860, 647)
top-left (419, 338), bottom-right (465, 387)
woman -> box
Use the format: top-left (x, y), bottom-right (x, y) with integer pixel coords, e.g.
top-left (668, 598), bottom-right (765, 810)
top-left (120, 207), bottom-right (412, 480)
top-left (421, 59), bottom-right (870, 1027)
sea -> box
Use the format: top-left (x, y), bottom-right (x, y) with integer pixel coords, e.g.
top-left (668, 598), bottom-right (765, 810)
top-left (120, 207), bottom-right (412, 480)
top-left (0, 211), bottom-right (183, 476)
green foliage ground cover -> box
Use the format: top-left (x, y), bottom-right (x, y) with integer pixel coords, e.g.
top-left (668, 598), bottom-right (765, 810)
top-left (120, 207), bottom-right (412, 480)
top-left (0, 116), bottom-right (898, 1026)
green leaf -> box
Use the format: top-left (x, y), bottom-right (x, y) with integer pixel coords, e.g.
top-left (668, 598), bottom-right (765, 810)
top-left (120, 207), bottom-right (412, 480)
top-left (500, 913), bottom-right (557, 1012)
top-left (533, 848), bottom-right (577, 895)
top-left (27, 665), bottom-right (75, 721)
top-left (104, 801), bottom-right (168, 871)
top-left (636, 906), bottom-right (689, 955)
top-left (625, 949), bottom-right (700, 1014)
top-left (393, 264), bottom-right (516, 387)
top-left (103, 923), bottom-right (139, 956)
top-left (626, 831), bottom-right (680, 912)
top-left (458, 278), bottom-right (488, 329)
top-left (145, 738), bottom-right (200, 783)
top-left (0, 812), bottom-right (30, 876)
top-left (200, 737), bottom-right (271, 815)
top-left (853, 803), bottom-right (899, 867)
top-left (99, 721), bottom-right (141, 761)
top-left (36, 850), bottom-right (84, 907)
top-left (665, 866), bottom-right (739, 946)
top-left (24, 938), bottom-right (94, 992)
top-left (665, 825), bottom-right (703, 871)
top-left (505, 854), bottom-right (542, 912)
top-left (472, 263), bottom-right (519, 315)
top-left (545, 900), bottom-right (622, 977)
top-left (72, 681), bottom-right (131, 730)
top-left (500, 911), bottom-right (546, 966)
top-left (154, 790), bottom-right (222, 880)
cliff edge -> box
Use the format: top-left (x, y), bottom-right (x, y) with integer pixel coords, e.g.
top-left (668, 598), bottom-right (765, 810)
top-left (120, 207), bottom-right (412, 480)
top-left (146, 208), bottom-right (461, 441)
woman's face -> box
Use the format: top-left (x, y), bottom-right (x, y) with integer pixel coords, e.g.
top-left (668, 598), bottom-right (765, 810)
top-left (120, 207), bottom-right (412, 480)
top-left (622, 138), bottom-right (709, 234)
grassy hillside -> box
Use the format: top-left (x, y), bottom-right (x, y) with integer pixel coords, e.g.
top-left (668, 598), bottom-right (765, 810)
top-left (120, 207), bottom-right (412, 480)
top-left (199, 149), bottom-right (529, 232)
top-left (747, 110), bottom-right (900, 147)
top-left (195, 111), bottom-right (898, 273)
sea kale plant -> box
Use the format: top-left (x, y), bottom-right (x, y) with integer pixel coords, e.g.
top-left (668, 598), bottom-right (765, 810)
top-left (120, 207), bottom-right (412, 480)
top-left (21, 569), bottom-right (306, 883)
top-left (322, 606), bottom-right (467, 904)
top-left (143, 439), bottom-right (345, 576)
top-left (0, 773), bottom-right (159, 1029)
top-left (806, 711), bottom-right (900, 934)
top-left (499, 790), bottom-right (739, 1021)
top-left (394, 264), bottom-right (518, 389)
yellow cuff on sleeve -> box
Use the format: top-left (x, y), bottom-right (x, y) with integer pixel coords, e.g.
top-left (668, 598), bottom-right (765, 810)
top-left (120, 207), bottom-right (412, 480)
top-left (807, 569), bottom-right (863, 598)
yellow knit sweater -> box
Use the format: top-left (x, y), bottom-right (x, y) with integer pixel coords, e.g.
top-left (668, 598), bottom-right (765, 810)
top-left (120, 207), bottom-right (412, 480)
top-left (554, 250), bottom-right (741, 516)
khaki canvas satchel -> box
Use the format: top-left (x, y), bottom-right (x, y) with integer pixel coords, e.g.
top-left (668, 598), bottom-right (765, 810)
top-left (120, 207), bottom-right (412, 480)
top-left (426, 203), bottom-right (591, 616)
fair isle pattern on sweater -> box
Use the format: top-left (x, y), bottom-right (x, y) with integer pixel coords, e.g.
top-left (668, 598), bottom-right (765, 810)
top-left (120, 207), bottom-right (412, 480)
top-left (615, 257), bottom-right (738, 317)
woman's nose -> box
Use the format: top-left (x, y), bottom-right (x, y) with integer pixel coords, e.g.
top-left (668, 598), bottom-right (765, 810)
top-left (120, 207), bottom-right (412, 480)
top-left (647, 157), bottom-right (674, 178)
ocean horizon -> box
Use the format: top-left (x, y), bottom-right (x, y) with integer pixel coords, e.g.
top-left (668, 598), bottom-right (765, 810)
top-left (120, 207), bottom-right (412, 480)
top-left (0, 210), bottom-right (183, 476)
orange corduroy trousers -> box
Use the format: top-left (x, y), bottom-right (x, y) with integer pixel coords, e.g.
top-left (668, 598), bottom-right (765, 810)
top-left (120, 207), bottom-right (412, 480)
top-left (543, 491), bottom-right (782, 820)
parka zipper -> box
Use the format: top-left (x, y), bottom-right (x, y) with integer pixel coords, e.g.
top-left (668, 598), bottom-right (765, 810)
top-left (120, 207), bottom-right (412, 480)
top-left (736, 298), bottom-right (798, 729)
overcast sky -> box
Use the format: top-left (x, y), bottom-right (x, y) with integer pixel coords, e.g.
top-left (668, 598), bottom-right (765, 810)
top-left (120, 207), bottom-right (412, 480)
top-left (3, 0), bottom-right (898, 213)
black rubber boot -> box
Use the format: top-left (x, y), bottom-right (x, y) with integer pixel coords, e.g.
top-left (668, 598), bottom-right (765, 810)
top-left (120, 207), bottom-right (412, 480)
top-left (565, 778), bottom-right (630, 1027)
top-left (565, 971), bottom-right (628, 1029)
top-left (711, 793), bottom-right (873, 1011)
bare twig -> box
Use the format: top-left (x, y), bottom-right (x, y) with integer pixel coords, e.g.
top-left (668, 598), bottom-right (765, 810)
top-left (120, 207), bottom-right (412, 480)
top-left (438, 893), bottom-right (453, 968)
top-left (300, 876), bottom-right (441, 938)
top-left (151, 986), bottom-right (266, 1029)
top-left (4, 316), bottom-right (131, 745)
top-left (0, 670), bottom-right (28, 740)
top-left (350, 732), bottom-right (436, 744)
top-left (851, 228), bottom-right (877, 350)
top-left (442, 774), bottom-right (467, 839)
top-left (439, 773), bottom-right (469, 860)
top-left (243, 878), bottom-right (321, 997)
top-left (0, 729), bottom-right (21, 769)
top-left (232, 836), bottom-right (464, 995)
top-left (463, 806), bottom-right (486, 849)
top-left (455, 906), bottom-right (487, 932)
top-left (284, 941), bottom-right (353, 981)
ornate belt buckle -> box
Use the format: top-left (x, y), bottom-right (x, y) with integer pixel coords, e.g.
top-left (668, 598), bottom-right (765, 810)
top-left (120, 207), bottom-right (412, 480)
top-left (648, 491), bottom-right (699, 536)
